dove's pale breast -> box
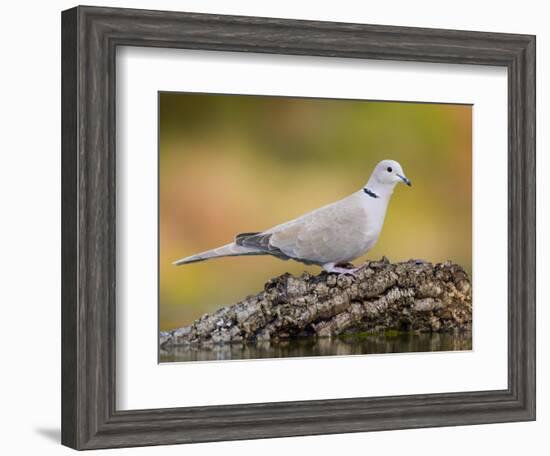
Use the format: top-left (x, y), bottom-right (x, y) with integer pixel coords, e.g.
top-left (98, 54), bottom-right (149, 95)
top-left (267, 192), bottom-right (387, 265)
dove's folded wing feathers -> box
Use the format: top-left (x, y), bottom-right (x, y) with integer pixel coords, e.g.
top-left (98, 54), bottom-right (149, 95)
top-left (235, 231), bottom-right (290, 260)
top-left (267, 194), bottom-right (369, 265)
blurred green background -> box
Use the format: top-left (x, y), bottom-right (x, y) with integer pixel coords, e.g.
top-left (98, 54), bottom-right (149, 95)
top-left (159, 92), bottom-right (472, 332)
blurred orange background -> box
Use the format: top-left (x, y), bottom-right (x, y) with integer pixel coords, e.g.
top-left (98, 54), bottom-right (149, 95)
top-left (159, 92), bottom-right (472, 331)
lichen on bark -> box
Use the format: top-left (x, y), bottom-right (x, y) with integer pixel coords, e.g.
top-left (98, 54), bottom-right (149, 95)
top-left (160, 258), bottom-right (472, 349)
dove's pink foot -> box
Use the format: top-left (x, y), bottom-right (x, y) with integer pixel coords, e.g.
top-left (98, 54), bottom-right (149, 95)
top-left (323, 262), bottom-right (369, 276)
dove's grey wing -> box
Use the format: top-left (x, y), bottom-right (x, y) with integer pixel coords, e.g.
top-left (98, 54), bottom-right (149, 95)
top-left (267, 198), bottom-right (368, 265)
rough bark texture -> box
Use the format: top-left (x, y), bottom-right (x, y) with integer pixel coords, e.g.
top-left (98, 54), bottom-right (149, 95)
top-left (160, 258), bottom-right (472, 348)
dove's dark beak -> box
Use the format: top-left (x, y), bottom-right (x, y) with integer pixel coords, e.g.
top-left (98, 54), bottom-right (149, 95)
top-left (397, 174), bottom-right (412, 186)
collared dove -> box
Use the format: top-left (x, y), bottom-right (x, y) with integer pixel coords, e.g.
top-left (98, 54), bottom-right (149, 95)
top-left (173, 159), bottom-right (411, 274)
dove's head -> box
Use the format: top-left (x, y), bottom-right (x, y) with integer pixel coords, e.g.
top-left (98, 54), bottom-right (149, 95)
top-left (370, 159), bottom-right (412, 188)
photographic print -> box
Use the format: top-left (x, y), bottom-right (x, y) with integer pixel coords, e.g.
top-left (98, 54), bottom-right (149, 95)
top-left (158, 92), bottom-right (472, 363)
top-left (61, 8), bottom-right (536, 448)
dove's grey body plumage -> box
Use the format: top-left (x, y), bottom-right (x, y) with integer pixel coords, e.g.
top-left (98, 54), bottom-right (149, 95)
top-left (173, 160), bottom-right (411, 273)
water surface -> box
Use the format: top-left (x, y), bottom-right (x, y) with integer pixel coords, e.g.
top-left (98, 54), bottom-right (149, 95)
top-left (160, 331), bottom-right (472, 363)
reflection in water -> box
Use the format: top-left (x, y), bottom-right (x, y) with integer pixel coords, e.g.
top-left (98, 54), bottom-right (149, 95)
top-left (160, 331), bottom-right (472, 363)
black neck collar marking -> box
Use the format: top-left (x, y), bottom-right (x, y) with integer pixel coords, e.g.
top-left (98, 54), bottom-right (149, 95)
top-left (363, 187), bottom-right (380, 198)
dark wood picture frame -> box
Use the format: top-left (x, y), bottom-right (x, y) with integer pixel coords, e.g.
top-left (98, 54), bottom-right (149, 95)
top-left (61, 5), bottom-right (536, 450)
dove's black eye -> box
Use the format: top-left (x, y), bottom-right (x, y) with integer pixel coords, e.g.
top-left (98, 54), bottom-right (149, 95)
top-left (387, 167), bottom-right (393, 173)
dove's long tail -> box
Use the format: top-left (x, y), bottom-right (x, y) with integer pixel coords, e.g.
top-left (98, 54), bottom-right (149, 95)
top-left (172, 242), bottom-right (265, 266)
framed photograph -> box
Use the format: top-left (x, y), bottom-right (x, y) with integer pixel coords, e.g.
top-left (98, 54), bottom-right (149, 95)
top-left (157, 92), bottom-right (473, 363)
top-left (61, 5), bottom-right (535, 450)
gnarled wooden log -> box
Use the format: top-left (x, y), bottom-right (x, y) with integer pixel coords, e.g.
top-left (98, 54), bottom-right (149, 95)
top-left (160, 258), bottom-right (472, 348)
